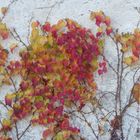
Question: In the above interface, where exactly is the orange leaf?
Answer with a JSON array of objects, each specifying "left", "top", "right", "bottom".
[
  {"left": 132, "top": 83, "right": 140, "bottom": 104},
  {"left": 1, "top": 7, "right": 8, "bottom": 15}
]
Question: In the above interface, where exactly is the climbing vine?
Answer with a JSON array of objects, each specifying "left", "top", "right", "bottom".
[{"left": 0, "top": 6, "right": 140, "bottom": 140}]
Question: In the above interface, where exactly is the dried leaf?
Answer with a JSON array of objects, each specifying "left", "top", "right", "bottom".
[
  {"left": 132, "top": 83, "right": 140, "bottom": 104},
  {"left": 1, "top": 7, "right": 8, "bottom": 15}
]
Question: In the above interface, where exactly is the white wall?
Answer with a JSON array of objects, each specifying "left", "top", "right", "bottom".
[{"left": 0, "top": 0, "right": 140, "bottom": 140}]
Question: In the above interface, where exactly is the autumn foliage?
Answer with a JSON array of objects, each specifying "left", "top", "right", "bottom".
[
  {"left": 0, "top": 15, "right": 106, "bottom": 139},
  {"left": 0, "top": 10, "right": 140, "bottom": 140}
]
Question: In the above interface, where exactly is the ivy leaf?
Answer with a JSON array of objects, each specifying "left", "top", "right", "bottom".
[
  {"left": 42, "top": 128, "right": 53, "bottom": 138},
  {"left": 10, "top": 43, "right": 18, "bottom": 53},
  {"left": 98, "top": 125, "right": 104, "bottom": 135},
  {"left": 5, "top": 93, "right": 15, "bottom": 106},
  {"left": 47, "top": 34, "right": 53, "bottom": 46},
  {"left": 132, "top": 83, "right": 140, "bottom": 104},
  {"left": 2, "top": 119, "right": 12, "bottom": 131},
  {"left": 91, "top": 57, "right": 98, "bottom": 71},
  {"left": 124, "top": 56, "right": 133, "bottom": 65},
  {"left": 55, "top": 20, "right": 66, "bottom": 30},
  {"left": 0, "top": 22, "right": 9, "bottom": 40},
  {"left": 30, "top": 28, "right": 39, "bottom": 43},
  {"left": 1, "top": 7, "right": 8, "bottom": 15},
  {"left": 54, "top": 132, "right": 63, "bottom": 140}
]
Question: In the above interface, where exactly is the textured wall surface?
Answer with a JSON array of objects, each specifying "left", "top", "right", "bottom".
[{"left": 0, "top": 0, "right": 140, "bottom": 140}]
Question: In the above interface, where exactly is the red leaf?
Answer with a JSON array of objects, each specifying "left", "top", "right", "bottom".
[
  {"left": 60, "top": 118, "right": 70, "bottom": 129},
  {"left": 42, "top": 22, "right": 51, "bottom": 32}
]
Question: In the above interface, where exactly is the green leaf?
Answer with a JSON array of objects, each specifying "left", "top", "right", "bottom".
[
  {"left": 44, "top": 43, "right": 51, "bottom": 49},
  {"left": 54, "top": 132, "right": 63, "bottom": 140}
]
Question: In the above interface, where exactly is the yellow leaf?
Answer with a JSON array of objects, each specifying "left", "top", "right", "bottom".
[
  {"left": 54, "top": 132, "right": 63, "bottom": 140},
  {"left": 30, "top": 28, "right": 39, "bottom": 43},
  {"left": 62, "top": 131, "right": 70, "bottom": 139},
  {"left": 98, "top": 39, "right": 104, "bottom": 53},
  {"left": 0, "top": 22, "right": 9, "bottom": 39},
  {"left": 47, "top": 34, "right": 53, "bottom": 46},
  {"left": 56, "top": 20, "right": 66, "bottom": 30},
  {"left": 8, "top": 109, "right": 13, "bottom": 117},
  {"left": 55, "top": 74, "right": 61, "bottom": 81},
  {"left": 121, "top": 45, "right": 129, "bottom": 52},
  {"left": 31, "top": 21, "right": 39, "bottom": 28},
  {"left": 0, "top": 66, "right": 4, "bottom": 73},
  {"left": 2, "top": 119, "right": 11, "bottom": 127},
  {"left": 39, "top": 36, "right": 48, "bottom": 46},
  {"left": 91, "top": 57, "right": 98, "bottom": 71},
  {"left": 0, "top": 22, "right": 7, "bottom": 30},
  {"left": 97, "top": 27, "right": 103, "bottom": 33},
  {"left": 124, "top": 57, "right": 133, "bottom": 65},
  {"left": 6, "top": 93, "right": 16, "bottom": 100}
]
